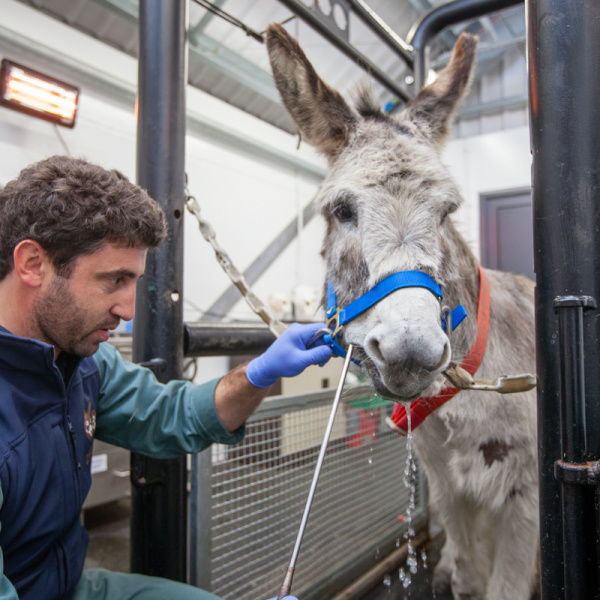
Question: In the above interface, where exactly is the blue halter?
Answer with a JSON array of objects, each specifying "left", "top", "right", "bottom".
[{"left": 321, "top": 270, "right": 467, "bottom": 361}]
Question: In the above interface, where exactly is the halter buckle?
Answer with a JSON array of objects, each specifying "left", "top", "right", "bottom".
[{"left": 326, "top": 308, "right": 344, "bottom": 339}]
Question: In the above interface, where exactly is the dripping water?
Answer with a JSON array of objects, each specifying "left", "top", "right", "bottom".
[{"left": 402, "top": 404, "right": 419, "bottom": 585}]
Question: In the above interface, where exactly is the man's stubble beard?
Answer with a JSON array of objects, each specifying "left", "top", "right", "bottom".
[{"left": 32, "top": 275, "right": 102, "bottom": 358}]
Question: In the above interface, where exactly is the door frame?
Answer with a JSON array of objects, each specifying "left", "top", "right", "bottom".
[{"left": 480, "top": 187, "right": 532, "bottom": 273}]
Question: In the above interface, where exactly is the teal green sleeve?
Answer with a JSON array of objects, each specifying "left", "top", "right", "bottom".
[
  {"left": 93, "top": 343, "right": 245, "bottom": 458},
  {"left": 0, "top": 485, "right": 21, "bottom": 600}
]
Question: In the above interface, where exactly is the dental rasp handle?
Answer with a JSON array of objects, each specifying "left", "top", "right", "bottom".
[{"left": 276, "top": 345, "right": 355, "bottom": 600}]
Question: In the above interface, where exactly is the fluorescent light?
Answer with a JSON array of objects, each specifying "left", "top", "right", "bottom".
[{"left": 0, "top": 59, "right": 79, "bottom": 128}]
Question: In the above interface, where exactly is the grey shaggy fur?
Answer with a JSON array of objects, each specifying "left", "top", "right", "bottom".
[{"left": 267, "top": 24, "right": 538, "bottom": 600}]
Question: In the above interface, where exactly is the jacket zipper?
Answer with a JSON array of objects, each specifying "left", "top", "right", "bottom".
[
  {"left": 66, "top": 415, "right": 81, "bottom": 471},
  {"left": 56, "top": 359, "right": 83, "bottom": 514}
]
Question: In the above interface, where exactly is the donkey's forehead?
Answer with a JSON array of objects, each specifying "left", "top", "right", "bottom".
[
  {"left": 319, "top": 119, "right": 450, "bottom": 199},
  {"left": 331, "top": 122, "right": 445, "bottom": 186}
]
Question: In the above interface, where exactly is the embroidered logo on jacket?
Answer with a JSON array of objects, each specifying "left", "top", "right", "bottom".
[{"left": 84, "top": 402, "right": 97, "bottom": 440}]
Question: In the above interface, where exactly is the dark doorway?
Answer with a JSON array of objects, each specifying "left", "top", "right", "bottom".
[{"left": 480, "top": 189, "right": 534, "bottom": 280}]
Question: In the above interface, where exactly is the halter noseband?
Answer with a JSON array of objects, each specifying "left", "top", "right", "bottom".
[{"left": 321, "top": 270, "right": 467, "bottom": 362}]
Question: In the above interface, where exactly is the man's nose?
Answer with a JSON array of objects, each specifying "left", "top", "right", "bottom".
[{"left": 112, "top": 286, "right": 136, "bottom": 322}]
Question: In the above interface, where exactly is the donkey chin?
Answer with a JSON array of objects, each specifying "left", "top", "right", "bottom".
[{"left": 363, "top": 358, "right": 449, "bottom": 402}]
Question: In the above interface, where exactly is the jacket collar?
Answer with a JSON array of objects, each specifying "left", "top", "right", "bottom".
[{"left": 0, "top": 325, "right": 61, "bottom": 376}]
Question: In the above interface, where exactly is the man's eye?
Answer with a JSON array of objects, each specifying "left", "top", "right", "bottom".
[{"left": 333, "top": 204, "right": 354, "bottom": 222}]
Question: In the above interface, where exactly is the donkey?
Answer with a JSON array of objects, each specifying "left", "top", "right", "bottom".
[{"left": 266, "top": 24, "right": 538, "bottom": 600}]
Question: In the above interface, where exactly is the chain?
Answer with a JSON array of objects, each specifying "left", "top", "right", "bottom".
[{"left": 184, "top": 188, "right": 287, "bottom": 338}]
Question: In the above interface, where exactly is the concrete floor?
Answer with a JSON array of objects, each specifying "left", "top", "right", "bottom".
[{"left": 84, "top": 499, "right": 131, "bottom": 572}]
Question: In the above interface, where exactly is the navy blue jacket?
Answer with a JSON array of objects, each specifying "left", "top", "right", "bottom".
[{"left": 0, "top": 328, "right": 243, "bottom": 600}]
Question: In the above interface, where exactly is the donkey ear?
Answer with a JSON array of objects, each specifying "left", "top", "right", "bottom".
[
  {"left": 266, "top": 23, "right": 357, "bottom": 161},
  {"left": 404, "top": 32, "right": 478, "bottom": 146}
]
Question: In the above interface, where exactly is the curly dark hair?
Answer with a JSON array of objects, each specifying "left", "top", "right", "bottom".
[{"left": 0, "top": 155, "right": 167, "bottom": 280}]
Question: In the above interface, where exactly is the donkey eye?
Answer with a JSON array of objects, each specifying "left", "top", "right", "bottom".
[{"left": 333, "top": 204, "right": 354, "bottom": 222}]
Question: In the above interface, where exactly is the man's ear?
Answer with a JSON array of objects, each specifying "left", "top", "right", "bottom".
[{"left": 13, "top": 240, "right": 52, "bottom": 288}]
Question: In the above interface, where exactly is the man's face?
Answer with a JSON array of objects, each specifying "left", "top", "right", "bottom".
[{"left": 32, "top": 243, "right": 147, "bottom": 358}]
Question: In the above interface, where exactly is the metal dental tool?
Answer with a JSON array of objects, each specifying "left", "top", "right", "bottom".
[
  {"left": 444, "top": 362, "right": 537, "bottom": 393},
  {"left": 276, "top": 344, "right": 355, "bottom": 600}
]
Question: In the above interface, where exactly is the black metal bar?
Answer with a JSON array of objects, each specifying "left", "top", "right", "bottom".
[
  {"left": 527, "top": 1, "right": 600, "bottom": 597},
  {"left": 407, "top": 0, "right": 523, "bottom": 91},
  {"left": 553, "top": 296, "right": 597, "bottom": 599},
  {"left": 184, "top": 323, "right": 276, "bottom": 357},
  {"left": 277, "top": 0, "right": 412, "bottom": 103},
  {"left": 132, "top": 0, "right": 188, "bottom": 582}
]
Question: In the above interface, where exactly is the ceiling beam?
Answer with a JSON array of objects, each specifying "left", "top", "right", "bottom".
[{"left": 89, "top": 0, "right": 282, "bottom": 104}]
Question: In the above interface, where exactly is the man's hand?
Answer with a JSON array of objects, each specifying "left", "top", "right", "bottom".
[
  {"left": 246, "top": 323, "right": 333, "bottom": 388},
  {"left": 215, "top": 323, "right": 334, "bottom": 432}
]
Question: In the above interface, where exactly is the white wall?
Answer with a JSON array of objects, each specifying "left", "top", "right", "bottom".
[
  {"left": 0, "top": 0, "right": 328, "bottom": 340},
  {"left": 444, "top": 125, "right": 532, "bottom": 260}
]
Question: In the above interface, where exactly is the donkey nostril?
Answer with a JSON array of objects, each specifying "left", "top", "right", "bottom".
[
  {"left": 365, "top": 336, "right": 385, "bottom": 365},
  {"left": 433, "top": 339, "right": 451, "bottom": 370}
]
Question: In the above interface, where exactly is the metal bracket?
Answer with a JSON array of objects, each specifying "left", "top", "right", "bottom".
[
  {"left": 554, "top": 460, "right": 600, "bottom": 486},
  {"left": 309, "top": 0, "right": 350, "bottom": 42},
  {"left": 553, "top": 295, "right": 598, "bottom": 311}
]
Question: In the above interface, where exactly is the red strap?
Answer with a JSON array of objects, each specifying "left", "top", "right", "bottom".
[{"left": 390, "top": 265, "right": 490, "bottom": 433}]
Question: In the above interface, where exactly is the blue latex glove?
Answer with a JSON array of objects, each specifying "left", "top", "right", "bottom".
[{"left": 246, "top": 323, "right": 334, "bottom": 388}]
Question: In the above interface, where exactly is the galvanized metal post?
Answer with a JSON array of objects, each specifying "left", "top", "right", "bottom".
[
  {"left": 527, "top": 1, "right": 600, "bottom": 597},
  {"left": 132, "top": 0, "right": 188, "bottom": 581}
]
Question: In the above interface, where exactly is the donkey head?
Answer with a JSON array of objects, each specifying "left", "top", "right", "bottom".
[{"left": 266, "top": 25, "right": 478, "bottom": 401}]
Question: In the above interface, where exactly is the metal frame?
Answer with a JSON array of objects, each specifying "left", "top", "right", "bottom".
[
  {"left": 407, "top": 0, "right": 523, "bottom": 91},
  {"left": 132, "top": 0, "right": 188, "bottom": 581},
  {"left": 527, "top": 1, "right": 600, "bottom": 597},
  {"left": 206, "top": 384, "right": 428, "bottom": 600}
]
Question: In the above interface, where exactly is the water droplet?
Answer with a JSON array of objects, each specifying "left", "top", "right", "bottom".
[
  {"left": 368, "top": 457, "right": 373, "bottom": 465},
  {"left": 396, "top": 538, "right": 400, "bottom": 547},
  {"left": 383, "top": 574, "right": 391, "bottom": 587},
  {"left": 402, "top": 573, "right": 412, "bottom": 588},
  {"left": 399, "top": 567, "right": 406, "bottom": 582}
]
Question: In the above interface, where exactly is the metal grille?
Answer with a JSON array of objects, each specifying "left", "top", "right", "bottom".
[{"left": 209, "top": 387, "right": 428, "bottom": 600}]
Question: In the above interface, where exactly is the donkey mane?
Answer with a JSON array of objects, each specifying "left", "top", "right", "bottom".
[
  {"left": 354, "top": 88, "right": 417, "bottom": 139},
  {"left": 354, "top": 89, "right": 387, "bottom": 121}
]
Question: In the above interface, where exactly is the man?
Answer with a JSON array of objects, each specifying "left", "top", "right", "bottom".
[{"left": 0, "top": 155, "right": 331, "bottom": 600}]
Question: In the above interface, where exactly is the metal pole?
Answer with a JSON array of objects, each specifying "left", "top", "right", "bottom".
[
  {"left": 184, "top": 323, "right": 276, "bottom": 357},
  {"left": 553, "top": 296, "right": 597, "bottom": 599},
  {"left": 407, "top": 0, "right": 523, "bottom": 91},
  {"left": 132, "top": 0, "right": 188, "bottom": 581},
  {"left": 277, "top": 345, "right": 355, "bottom": 600},
  {"left": 527, "top": 1, "right": 600, "bottom": 597}
]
